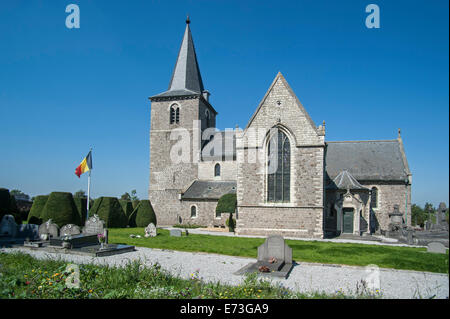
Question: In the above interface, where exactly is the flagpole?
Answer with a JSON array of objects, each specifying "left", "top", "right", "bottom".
[
  {"left": 86, "top": 170, "right": 91, "bottom": 222},
  {"left": 86, "top": 147, "right": 92, "bottom": 222}
]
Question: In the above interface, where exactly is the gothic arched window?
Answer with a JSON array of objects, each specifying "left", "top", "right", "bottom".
[
  {"left": 267, "top": 129, "right": 291, "bottom": 203},
  {"left": 371, "top": 187, "right": 378, "bottom": 208},
  {"left": 205, "top": 110, "right": 211, "bottom": 128},
  {"left": 170, "top": 105, "right": 180, "bottom": 124},
  {"left": 214, "top": 163, "right": 220, "bottom": 177}
]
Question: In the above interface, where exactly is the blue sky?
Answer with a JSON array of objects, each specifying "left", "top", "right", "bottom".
[{"left": 0, "top": 0, "right": 448, "bottom": 207}]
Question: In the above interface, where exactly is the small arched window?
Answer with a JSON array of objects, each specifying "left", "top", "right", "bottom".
[
  {"left": 190, "top": 205, "right": 197, "bottom": 218},
  {"left": 214, "top": 163, "right": 220, "bottom": 177},
  {"left": 170, "top": 105, "right": 180, "bottom": 124},
  {"left": 371, "top": 187, "right": 378, "bottom": 208}
]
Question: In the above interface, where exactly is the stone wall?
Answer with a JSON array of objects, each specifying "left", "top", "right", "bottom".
[
  {"left": 149, "top": 96, "right": 215, "bottom": 225},
  {"left": 235, "top": 73, "right": 325, "bottom": 238},
  {"left": 361, "top": 182, "right": 412, "bottom": 232},
  {"left": 197, "top": 160, "right": 237, "bottom": 181}
]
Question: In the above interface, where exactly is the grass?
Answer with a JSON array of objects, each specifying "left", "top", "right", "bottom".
[
  {"left": 0, "top": 252, "right": 377, "bottom": 299},
  {"left": 109, "top": 228, "right": 449, "bottom": 274}
]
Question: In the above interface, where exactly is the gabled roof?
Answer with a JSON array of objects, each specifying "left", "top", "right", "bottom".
[
  {"left": 326, "top": 170, "right": 369, "bottom": 190},
  {"left": 325, "top": 140, "right": 409, "bottom": 182},
  {"left": 244, "top": 72, "right": 318, "bottom": 134},
  {"left": 151, "top": 19, "right": 205, "bottom": 99},
  {"left": 181, "top": 180, "right": 237, "bottom": 200}
]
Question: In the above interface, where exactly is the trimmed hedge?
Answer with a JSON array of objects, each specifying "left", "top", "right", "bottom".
[
  {"left": 27, "top": 195, "right": 49, "bottom": 225},
  {"left": 0, "top": 188, "right": 10, "bottom": 221},
  {"left": 119, "top": 200, "right": 133, "bottom": 219},
  {"left": 89, "top": 197, "right": 128, "bottom": 228},
  {"left": 216, "top": 193, "right": 237, "bottom": 215},
  {"left": 73, "top": 197, "right": 88, "bottom": 226},
  {"left": 0, "top": 188, "right": 22, "bottom": 224},
  {"left": 40, "top": 192, "right": 81, "bottom": 227},
  {"left": 129, "top": 200, "right": 157, "bottom": 227}
]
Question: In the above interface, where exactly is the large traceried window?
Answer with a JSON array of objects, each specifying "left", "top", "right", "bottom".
[{"left": 267, "top": 129, "right": 291, "bottom": 203}]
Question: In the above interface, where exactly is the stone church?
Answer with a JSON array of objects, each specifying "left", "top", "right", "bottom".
[{"left": 148, "top": 19, "right": 412, "bottom": 238}]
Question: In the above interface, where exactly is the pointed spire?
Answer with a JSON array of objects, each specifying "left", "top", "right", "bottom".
[{"left": 167, "top": 17, "right": 204, "bottom": 94}]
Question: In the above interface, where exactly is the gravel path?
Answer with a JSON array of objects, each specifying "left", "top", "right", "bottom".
[{"left": 1, "top": 246, "right": 448, "bottom": 299}]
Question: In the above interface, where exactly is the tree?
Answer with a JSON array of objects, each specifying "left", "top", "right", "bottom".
[
  {"left": 73, "top": 190, "right": 87, "bottom": 198},
  {"left": 130, "top": 190, "right": 139, "bottom": 201},
  {"left": 216, "top": 194, "right": 237, "bottom": 232},
  {"left": 10, "top": 189, "right": 30, "bottom": 201},
  {"left": 120, "top": 192, "right": 131, "bottom": 201}
]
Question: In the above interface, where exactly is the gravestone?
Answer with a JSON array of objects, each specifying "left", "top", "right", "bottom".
[
  {"left": 257, "top": 235, "right": 293, "bottom": 269},
  {"left": 170, "top": 229, "right": 182, "bottom": 237},
  {"left": 17, "top": 224, "right": 39, "bottom": 240},
  {"left": 38, "top": 219, "right": 59, "bottom": 240},
  {"left": 145, "top": 223, "right": 157, "bottom": 238},
  {"left": 60, "top": 224, "right": 81, "bottom": 237},
  {"left": 0, "top": 215, "right": 18, "bottom": 238},
  {"left": 82, "top": 214, "right": 105, "bottom": 235},
  {"left": 427, "top": 242, "right": 446, "bottom": 254},
  {"left": 235, "top": 235, "right": 294, "bottom": 279}
]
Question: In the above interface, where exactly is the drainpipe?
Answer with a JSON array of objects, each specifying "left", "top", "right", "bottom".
[{"left": 404, "top": 178, "right": 408, "bottom": 226}]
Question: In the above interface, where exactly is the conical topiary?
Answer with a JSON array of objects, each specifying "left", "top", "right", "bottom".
[
  {"left": 27, "top": 195, "right": 49, "bottom": 225},
  {"left": 129, "top": 200, "right": 157, "bottom": 228},
  {"left": 73, "top": 197, "right": 88, "bottom": 226},
  {"left": 41, "top": 192, "right": 81, "bottom": 227},
  {"left": 89, "top": 197, "right": 128, "bottom": 228},
  {"left": 119, "top": 200, "right": 133, "bottom": 219},
  {"left": 0, "top": 188, "right": 10, "bottom": 221}
]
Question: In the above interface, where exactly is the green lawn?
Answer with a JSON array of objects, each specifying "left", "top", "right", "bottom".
[
  {"left": 0, "top": 252, "right": 369, "bottom": 299},
  {"left": 109, "top": 228, "right": 449, "bottom": 274}
]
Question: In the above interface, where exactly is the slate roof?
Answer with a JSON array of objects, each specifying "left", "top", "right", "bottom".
[
  {"left": 181, "top": 180, "right": 237, "bottom": 200},
  {"left": 325, "top": 140, "right": 409, "bottom": 182},
  {"left": 201, "top": 131, "right": 236, "bottom": 161},
  {"left": 151, "top": 20, "right": 204, "bottom": 99},
  {"left": 326, "top": 170, "right": 369, "bottom": 190}
]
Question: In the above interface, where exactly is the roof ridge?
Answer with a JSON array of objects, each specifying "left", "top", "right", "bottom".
[{"left": 327, "top": 139, "right": 398, "bottom": 143}]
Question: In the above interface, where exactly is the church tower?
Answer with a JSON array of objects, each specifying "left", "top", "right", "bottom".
[{"left": 149, "top": 17, "right": 217, "bottom": 226}]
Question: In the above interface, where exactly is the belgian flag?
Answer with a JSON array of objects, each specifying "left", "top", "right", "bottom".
[{"left": 75, "top": 151, "right": 92, "bottom": 178}]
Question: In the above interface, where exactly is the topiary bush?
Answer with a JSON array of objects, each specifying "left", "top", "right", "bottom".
[
  {"left": 0, "top": 188, "right": 10, "bottom": 221},
  {"left": 73, "top": 197, "right": 88, "bottom": 226},
  {"left": 0, "top": 188, "right": 22, "bottom": 224},
  {"left": 216, "top": 193, "right": 237, "bottom": 232},
  {"left": 129, "top": 200, "right": 157, "bottom": 227},
  {"left": 40, "top": 192, "right": 81, "bottom": 227},
  {"left": 216, "top": 193, "right": 237, "bottom": 216},
  {"left": 119, "top": 200, "right": 133, "bottom": 219},
  {"left": 89, "top": 197, "right": 128, "bottom": 228},
  {"left": 27, "top": 195, "right": 49, "bottom": 225}
]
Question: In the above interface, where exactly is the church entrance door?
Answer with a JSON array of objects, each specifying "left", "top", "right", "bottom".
[{"left": 343, "top": 208, "right": 354, "bottom": 234}]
